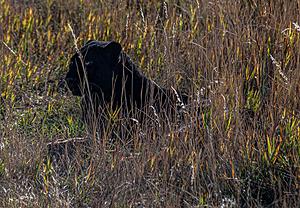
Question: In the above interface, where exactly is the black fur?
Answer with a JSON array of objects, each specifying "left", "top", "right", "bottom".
[{"left": 65, "top": 40, "right": 188, "bottom": 125}]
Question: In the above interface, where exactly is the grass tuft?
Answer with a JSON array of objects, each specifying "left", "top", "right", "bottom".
[{"left": 0, "top": 0, "right": 299, "bottom": 207}]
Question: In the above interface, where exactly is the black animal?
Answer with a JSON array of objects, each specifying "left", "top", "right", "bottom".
[{"left": 65, "top": 40, "right": 188, "bottom": 131}]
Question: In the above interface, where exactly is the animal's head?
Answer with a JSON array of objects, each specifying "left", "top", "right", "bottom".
[{"left": 65, "top": 40, "right": 122, "bottom": 97}]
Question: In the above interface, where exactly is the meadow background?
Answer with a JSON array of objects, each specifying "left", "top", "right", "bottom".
[{"left": 0, "top": 0, "right": 299, "bottom": 207}]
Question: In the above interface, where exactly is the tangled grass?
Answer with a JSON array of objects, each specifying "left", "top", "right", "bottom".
[{"left": 0, "top": 0, "right": 299, "bottom": 207}]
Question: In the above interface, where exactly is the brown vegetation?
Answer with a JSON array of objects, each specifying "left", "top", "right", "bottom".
[{"left": 0, "top": 0, "right": 299, "bottom": 207}]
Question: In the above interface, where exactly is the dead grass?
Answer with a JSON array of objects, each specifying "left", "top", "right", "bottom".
[{"left": 0, "top": 0, "right": 299, "bottom": 207}]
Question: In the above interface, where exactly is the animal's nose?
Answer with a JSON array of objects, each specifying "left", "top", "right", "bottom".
[
  {"left": 58, "top": 79, "right": 67, "bottom": 89},
  {"left": 65, "top": 77, "right": 74, "bottom": 88},
  {"left": 65, "top": 78, "right": 82, "bottom": 96}
]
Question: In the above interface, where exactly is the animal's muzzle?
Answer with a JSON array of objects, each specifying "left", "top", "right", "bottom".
[{"left": 65, "top": 78, "right": 82, "bottom": 96}]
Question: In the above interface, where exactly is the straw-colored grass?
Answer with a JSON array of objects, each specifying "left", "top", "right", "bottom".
[{"left": 0, "top": 0, "right": 299, "bottom": 207}]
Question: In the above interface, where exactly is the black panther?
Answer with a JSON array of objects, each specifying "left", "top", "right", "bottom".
[{"left": 65, "top": 40, "right": 188, "bottom": 131}]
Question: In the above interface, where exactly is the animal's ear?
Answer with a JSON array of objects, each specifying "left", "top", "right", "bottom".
[
  {"left": 85, "top": 40, "right": 96, "bottom": 45},
  {"left": 105, "top": 41, "right": 122, "bottom": 62}
]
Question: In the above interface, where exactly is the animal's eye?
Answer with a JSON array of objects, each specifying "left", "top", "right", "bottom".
[{"left": 85, "top": 61, "right": 93, "bottom": 66}]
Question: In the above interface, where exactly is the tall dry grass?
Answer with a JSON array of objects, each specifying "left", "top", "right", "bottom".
[{"left": 0, "top": 0, "right": 299, "bottom": 207}]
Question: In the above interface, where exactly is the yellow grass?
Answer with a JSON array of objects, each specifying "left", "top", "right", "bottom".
[{"left": 0, "top": 0, "right": 299, "bottom": 207}]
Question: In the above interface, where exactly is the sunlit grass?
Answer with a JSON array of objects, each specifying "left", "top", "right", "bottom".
[{"left": 0, "top": 0, "right": 299, "bottom": 207}]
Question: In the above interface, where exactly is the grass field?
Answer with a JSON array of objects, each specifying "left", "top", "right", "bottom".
[{"left": 1, "top": 0, "right": 300, "bottom": 207}]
